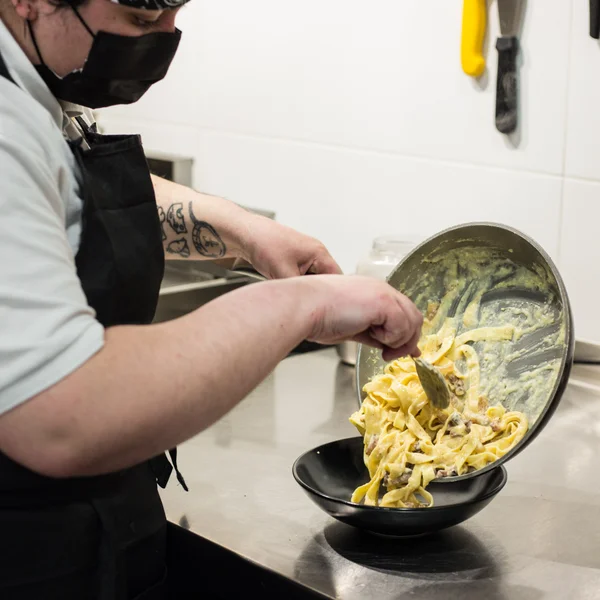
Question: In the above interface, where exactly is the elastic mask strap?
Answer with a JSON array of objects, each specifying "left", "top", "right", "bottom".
[
  {"left": 27, "top": 6, "right": 95, "bottom": 69},
  {"left": 27, "top": 20, "right": 47, "bottom": 67},
  {"left": 66, "top": 1, "right": 96, "bottom": 39}
]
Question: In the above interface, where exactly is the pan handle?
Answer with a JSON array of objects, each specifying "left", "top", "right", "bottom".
[{"left": 495, "top": 36, "right": 519, "bottom": 134}]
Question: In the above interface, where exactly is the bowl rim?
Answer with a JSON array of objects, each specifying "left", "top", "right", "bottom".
[{"left": 292, "top": 436, "right": 508, "bottom": 513}]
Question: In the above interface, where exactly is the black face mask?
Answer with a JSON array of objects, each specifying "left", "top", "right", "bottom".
[{"left": 29, "top": 8, "right": 181, "bottom": 108}]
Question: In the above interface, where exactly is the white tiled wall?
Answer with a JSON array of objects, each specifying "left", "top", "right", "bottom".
[
  {"left": 560, "top": 180, "right": 600, "bottom": 340},
  {"left": 99, "top": 0, "right": 600, "bottom": 340}
]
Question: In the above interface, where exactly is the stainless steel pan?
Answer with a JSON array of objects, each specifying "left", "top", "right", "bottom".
[{"left": 356, "top": 222, "right": 574, "bottom": 483}]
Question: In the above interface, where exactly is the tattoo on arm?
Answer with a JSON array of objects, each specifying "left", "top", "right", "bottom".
[
  {"left": 166, "top": 238, "right": 191, "bottom": 258},
  {"left": 188, "top": 201, "right": 227, "bottom": 258},
  {"left": 167, "top": 203, "right": 187, "bottom": 234},
  {"left": 157, "top": 206, "right": 167, "bottom": 241}
]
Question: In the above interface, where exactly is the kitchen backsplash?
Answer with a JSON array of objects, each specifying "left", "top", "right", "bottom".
[{"left": 97, "top": 0, "right": 600, "bottom": 341}]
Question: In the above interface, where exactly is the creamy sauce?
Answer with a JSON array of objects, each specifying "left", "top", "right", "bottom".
[{"left": 397, "top": 245, "right": 566, "bottom": 425}]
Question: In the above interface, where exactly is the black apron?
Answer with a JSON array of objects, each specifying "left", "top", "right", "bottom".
[{"left": 0, "top": 50, "right": 186, "bottom": 600}]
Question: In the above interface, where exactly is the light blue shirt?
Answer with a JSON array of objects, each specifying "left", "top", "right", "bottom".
[{"left": 0, "top": 21, "right": 104, "bottom": 415}]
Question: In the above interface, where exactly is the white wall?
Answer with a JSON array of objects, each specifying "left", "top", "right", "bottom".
[{"left": 98, "top": 0, "right": 600, "bottom": 341}]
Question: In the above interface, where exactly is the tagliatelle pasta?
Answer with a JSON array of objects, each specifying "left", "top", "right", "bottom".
[{"left": 349, "top": 314, "right": 528, "bottom": 508}]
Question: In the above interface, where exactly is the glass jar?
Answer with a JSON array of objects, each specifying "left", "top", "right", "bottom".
[
  {"left": 337, "top": 235, "right": 422, "bottom": 366},
  {"left": 356, "top": 235, "right": 422, "bottom": 280}
]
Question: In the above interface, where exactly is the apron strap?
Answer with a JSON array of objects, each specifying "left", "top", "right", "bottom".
[
  {"left": 168, "top": 448, "right": 189, "bottom": 492},
  {"left": 148, "top": 450, "right": 188, "bottom": 492},
  {"left": 75, "top": 115, "right": 98, "bottom": 135},
  {"left": 149, "top": 453, "right": 173, "bottom": 489}
]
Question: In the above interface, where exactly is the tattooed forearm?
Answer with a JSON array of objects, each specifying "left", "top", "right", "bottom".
[
  {"left": 188, "top": 201, "right": 227, "bottom": 258},
  {"left": 157, "top": 206, "right": 167, "bottom": 241},
  {"left": 166, "top": 238, "right": 191, "bottom": 258},
  {"left": 159, "top": 195, "right": 229, "bottom": 260},
  {"left": 167, "top": 203, "right": 187, "bottom": 234}
]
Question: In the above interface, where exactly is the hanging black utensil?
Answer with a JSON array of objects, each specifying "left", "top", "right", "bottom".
[
  {"left": 495, "top": 0, "right": 523, "bottom": 134},
  {"left": 591, "top": 0, "right": 600, "bottom": 39}
]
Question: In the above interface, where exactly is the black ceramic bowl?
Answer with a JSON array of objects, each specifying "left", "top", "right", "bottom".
[{"left": 293, "top": 437, "right": 507, "bottom": 537}]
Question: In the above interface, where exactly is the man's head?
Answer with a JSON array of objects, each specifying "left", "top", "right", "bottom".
[
  {"left": 1, "top": 0, "right": 186, "bottom": 106},
  {"left": 5, "top": 0, "right": 185, "bottom": 77}
]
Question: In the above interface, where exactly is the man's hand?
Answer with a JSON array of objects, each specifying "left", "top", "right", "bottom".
[
  {"left": 241, "top": 215, "right": 342, "bottom": 278},
  {"left": 299, "top": 275, "right": 423, "bottom": 361}
]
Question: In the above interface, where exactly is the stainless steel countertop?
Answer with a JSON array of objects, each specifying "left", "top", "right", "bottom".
[{"left": 159, "top": 350, "right": 600, "bottom": 600}]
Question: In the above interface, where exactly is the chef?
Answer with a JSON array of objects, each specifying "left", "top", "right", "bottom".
[{"left": 0, "top": 0, "right": 423, "bottom": 598}]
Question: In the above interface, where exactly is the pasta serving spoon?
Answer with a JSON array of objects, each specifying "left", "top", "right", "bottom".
[{"left": 413, "top": 357, "right": 450, "bottom": 410}]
